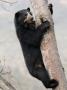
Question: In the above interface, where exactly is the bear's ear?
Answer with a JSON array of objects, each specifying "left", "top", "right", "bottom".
[
  {"left": 48, "top": 3, "right": 53, "bottom": 7},
  {"left": 15, "top": 12, "right": 19, "bottom": 18},
  {"left": 27, "top": 7, "right": 30, "bottom": 12}
]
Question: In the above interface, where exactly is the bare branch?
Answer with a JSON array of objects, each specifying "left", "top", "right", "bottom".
[
  {"left": 0, "top": 0, "right": 17, "bottom": 4},
  {"left": 0, "top": 59, "right": 11, "bottom": 75},
  {"left": 0, "top": 75, "right": 16, "bottom": 90}
]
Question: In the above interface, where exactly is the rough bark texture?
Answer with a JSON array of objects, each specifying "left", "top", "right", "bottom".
[{"left": 30, "top": 0, "right": 67, "bottom": 90}]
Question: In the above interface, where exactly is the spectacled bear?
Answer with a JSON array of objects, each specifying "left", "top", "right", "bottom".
[{"left": 14, "top": 7, "right": 58, "bottom": 89}]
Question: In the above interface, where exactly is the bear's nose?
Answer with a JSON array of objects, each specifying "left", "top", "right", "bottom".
[{"left": 15, "top": 12, "right": 20, "bottom": 18}]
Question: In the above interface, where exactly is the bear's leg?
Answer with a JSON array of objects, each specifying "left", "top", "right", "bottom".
[
  {"left": 28, "top": 61, "right": 58, "bottom": 88},
  {"left": 27, "top": 49, "right": 58, "bottom": 88}
]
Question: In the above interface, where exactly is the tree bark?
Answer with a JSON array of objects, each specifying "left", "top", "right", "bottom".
[{"left": 30, "top": 0, "right": 67, "bottom": 90}]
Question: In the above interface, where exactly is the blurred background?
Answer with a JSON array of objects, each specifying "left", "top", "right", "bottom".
[{"left": 0, "top": 0, "right": 67, "bottom": 90}]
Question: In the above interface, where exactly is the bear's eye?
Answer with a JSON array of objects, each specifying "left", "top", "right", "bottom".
[{"left": 30, "top": 12, "right": 32, "bottom": 15}]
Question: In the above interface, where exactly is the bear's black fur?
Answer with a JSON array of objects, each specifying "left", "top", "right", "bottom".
[{"left": 14, "top": 7, "right": 58, "bottom": 89}]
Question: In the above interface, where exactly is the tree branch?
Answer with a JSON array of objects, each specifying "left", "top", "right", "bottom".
[{"left": 0, "top": 0, "right": 17, "bottom": 4}]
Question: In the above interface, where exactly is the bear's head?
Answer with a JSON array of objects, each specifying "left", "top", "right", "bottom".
[{"left": 15, "top": 8, "right": 34, "bottom": 26}]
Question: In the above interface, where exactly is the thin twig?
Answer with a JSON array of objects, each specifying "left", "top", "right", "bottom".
[
  {"left": 0, "top": 0, "right": 17, "bottom": 4},
  {"left": 0, "top": 75, "right": 16, "bottom": 90}
]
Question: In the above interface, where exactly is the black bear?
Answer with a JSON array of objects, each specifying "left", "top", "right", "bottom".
[{"left": 14, "top": 7, "right": 58, "bottom": 89}]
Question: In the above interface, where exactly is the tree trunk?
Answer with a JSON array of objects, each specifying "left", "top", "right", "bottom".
[{"left": 30, "top": 0, "right": 67, "bottom": 90}]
